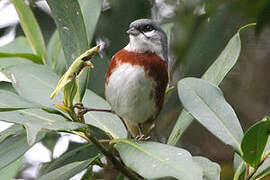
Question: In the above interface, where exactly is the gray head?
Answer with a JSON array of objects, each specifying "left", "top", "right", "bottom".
[{"left": 125, "top": 19, "right": 168, "bottom": 62}]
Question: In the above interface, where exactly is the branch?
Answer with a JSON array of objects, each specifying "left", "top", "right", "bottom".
[{"left": 73, "top": 130, "right": 142, "bottom": 180}]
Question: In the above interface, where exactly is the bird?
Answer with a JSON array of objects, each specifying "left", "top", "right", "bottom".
[{"left": 104, "top": 19, "right": 169, "bottom": 139}]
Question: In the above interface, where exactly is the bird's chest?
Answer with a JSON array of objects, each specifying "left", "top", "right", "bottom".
[{"left": 106, "top": 63, "right": 156, "bottom": 107}]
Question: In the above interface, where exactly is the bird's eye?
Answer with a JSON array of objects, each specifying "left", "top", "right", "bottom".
[{"left": 142, "top": 25, "right": 154, "bottom": 32}]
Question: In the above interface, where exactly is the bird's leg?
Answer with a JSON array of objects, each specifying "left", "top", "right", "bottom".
[
  {"left": 135, "top": 123, "right": 150, "bottom": 141},
  {"left": 73, "top": 103, "right": 113, "bottom": 118}
]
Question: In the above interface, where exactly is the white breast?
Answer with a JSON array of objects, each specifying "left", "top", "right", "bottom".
[{"left": 105, "top": 63, "right": 157, "bottom": 124}]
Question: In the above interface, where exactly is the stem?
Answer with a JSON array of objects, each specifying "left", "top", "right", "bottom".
[
  {"left": 244, "top": 163, "right": 250, "bottom": 180},
  {"left": 83, "top": 131, "right": 142, "bottom": 180},
  {"left": 233, "top": 162, "right": 244, "bottom": 180},
  {"left": 247, "top": 150, "right": 270, "bottom": 179}
]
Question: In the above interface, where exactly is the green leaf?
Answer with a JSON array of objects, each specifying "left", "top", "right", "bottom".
[
  {"left": 0, "top": 53, "right": 41, "bottom": 64},
  {"left": 241, "top": 116, "right": 270, "bottom": 167},
  {"left": 0, "top": 91, "right": 86, "bottom": 145},
  {"left": 46, "top": 0, "right": 88, "bottom": 66},
  {"left": 0, "top": 124, "right": 24, "bottom": 143},
  {"left": 201, "top": 33, "right": 241, "bottom": 84},
  {"left": 83, "top": 90, "right": 128, "bottom": 139},
  {"left": 6, "top": 63, "right": 63, "bottom": 108},
  {"left": 0, "top": 58, "right": 31, "bottom": 73},
  {"left": 177, "top": 78, "right": 243, "bottom": 153},
  {"left": 233, "top": 153, "right": 245, "bottom": 178},
  {"left": 46, "top": 30, "right": 66, "bottom": 72},
  {"left": 0, "top": 129, "right": 32, "bottom": 169},
  {"left": 38, "top": 157, "right": 98, "bottom": 180},
  {"left": 0, "top": 36, "right": 41, "bottom": 63},
  {"left": 78, "top": 0, "right": 102, "bottom": 44},
  {"left": 43, "top": 143, "right": 98, "bottom": 174},
  {"left": 168, "top": 29, "right": 242, "bottom": 145},
  {"left": 193, "top": 156, "right": 221, "bottom": 180},
  {"left": 0, "top": 156, "right": 23, "bottom": 180},
  {"left": 0, "top": 36, "right": 32, "bottom": 53},
  {"left": 9, "top": 0, "right": 46, "bottom": 64},
  {"left": 113, "top": 139, "right": 203, "bottom": 180}
]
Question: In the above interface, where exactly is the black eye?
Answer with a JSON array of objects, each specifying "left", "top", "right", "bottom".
[{"left": 142, "top": 25, "right": 154, "bottom": 32}]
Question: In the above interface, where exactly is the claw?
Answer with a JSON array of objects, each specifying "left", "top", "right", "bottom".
[
  {"left": 135, "top": 134, "right": 150, "bottom": 141},
  {"left": 73, "top": 103, "right": 84, "bottom": 110}
]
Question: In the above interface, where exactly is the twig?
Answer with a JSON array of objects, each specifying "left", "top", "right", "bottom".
[{"left": 83, "top": 131, "right": 142, "bottom": 180}]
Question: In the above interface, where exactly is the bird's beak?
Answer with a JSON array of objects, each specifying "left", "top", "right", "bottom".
[{"left": 126, "top": 27, "right": 140, "bottom": 36}]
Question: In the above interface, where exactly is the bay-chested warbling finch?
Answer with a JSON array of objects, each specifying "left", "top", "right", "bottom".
[{"left": 104, "top": 19, "right": 168, "bottom": 138}]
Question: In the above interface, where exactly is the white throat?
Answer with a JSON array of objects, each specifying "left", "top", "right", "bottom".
[{"left": 124, "top": 34, "right": 165, "bottom": 60}]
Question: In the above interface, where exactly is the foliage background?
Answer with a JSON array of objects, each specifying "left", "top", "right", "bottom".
[{"left": 1, "top": 0, "right": 270, "bottom": 179}]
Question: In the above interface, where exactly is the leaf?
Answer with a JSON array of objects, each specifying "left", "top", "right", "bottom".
[
  {"left": 233, "top": 153, "right": 245, "bottom": 177},
  {"left": 0, "top": 36, "right": 41, "bottom": 64},
  {"left": 0, "top": 129, "right": 32, "bottom": 169},
  {"left": 0, "top": 58, "right": 31, "bottom": 72},
  {"left": 50, "top": 45, "right": 99, "bottom": 99},
  {"left": 0, "top": 36, "right": 32, "bottom": 54},
  {"left": 0, "top": 124, "right": 24, "bottom": 143},
  {"left": 46, "top": 0, "right": 88, "bottom": 67},
  {"left": 0, "top": 156, "right": 23, "bottom": 180},
  {"left": 168, "top": 28, "right": 242, "bottom": 145},
  {"left": 78, "top": 0, "right": 102, "bottom": 44},
  {"left": 241, "top": 116, "right": 270, "bottom": 167},
  {"left": 193, "top": 156, "right": 221, "bottom": 180},
  {"left": 9, "top": 0, "right": 46, "bottom": 64},
  {"left": 0, "top": 91, "right": 86, "bottom": 145},
  {"left": 113, "top": 139, "right": 203, "bottom": 180},
  {"left": 177, "top": 78, "right": 243, "bottom": 153},
  {"left": 6, "top": 63, "right": 63, "bottom": 108},
  {"left": 46, "top": 30, "right": 66, "bottom": 71},
  {"left": 83, "top": 90, "right": 128, "bottom": 139},
  {"left": 201, "top": 33, "right": 241, "bottom": 84},
  {"left": 43, "top": 143, "right": 98, "bottom": 174},
  {"left": 37, "top": 157, "right": 98, "bottom": 180}
]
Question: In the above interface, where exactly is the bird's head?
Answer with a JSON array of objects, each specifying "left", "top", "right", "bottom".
[{"left": 125, "top": 19, "right": 168, "bottom": 62}]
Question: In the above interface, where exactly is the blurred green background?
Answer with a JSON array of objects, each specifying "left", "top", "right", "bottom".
[{"left": 1, "top": 0, "right": 270, "bottom": 179}]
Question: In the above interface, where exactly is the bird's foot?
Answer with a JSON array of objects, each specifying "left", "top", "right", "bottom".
[
  {"left": 73, "top": 103, "right": 89, "bottom": 117},
  {"left": 135, "top": 134, "right": 150, "bottom": 141}
]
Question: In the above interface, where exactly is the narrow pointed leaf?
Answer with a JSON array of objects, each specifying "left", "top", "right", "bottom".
[
  {"left": 46, "top": 0, "right": 88, "bottom": 66},
  {"left": 241, "top": 116, "right": 270, "bottom": 167},
  {"left": 0, "top": 124, "right": 24, "bottom": 143},
  {"left": 38, "top": 157, "right": 98, "bottom": 180},
  {"left": 43, "top": 144, "right": 98, "bottom": 174},
  {"left": 0, "top": 129, "right": 37, "bottom": 169},
  {"left": 10, "top": 0, "right": 46, "bottom": 64},
  {"left": 46, "top": 30, "right": 66, "bottom": 71},
  {"left": 193, "top": 156, "right": 221, "bottom": 180},
  {"left": 78, "top": 0, "right": 102, "bottom": 44},
  {"left": 0, "top": 156, "right": 23, "bottom": 180},
  {"left": 168, "top": 29, "right": 242, "bottom": 145},
  {"left": 178, "top": 78, "right": 243, "bottom": 153},
  {"left": 113, "top": 139, "right": 203, "bottom": 180}
]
